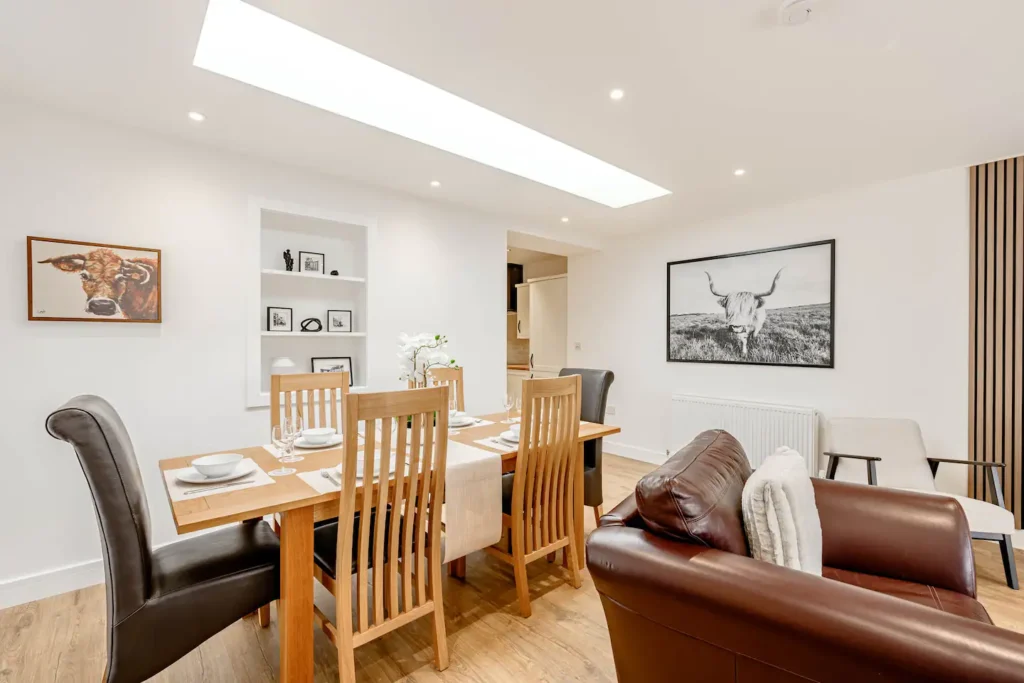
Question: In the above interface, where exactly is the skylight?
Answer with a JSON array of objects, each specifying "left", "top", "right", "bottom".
[{"left": 193, "top": 0, "right": 671, "bottom": 208}]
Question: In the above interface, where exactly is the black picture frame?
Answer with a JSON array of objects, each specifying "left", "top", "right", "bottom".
[
  {"left": 311, "top": 356, "right": 353, "bottom": 385},
  {"left": 297, "top": 251, "right": 325, "bottom": 274},
  {"left": 666, "top": 239, "right": 835, "bottom": 368},
  {"left": 266, "top": 306, "right": 293, "bottom": 332},
  {"left": 327, "top": 309, "right": 353, "bottom": 333}
]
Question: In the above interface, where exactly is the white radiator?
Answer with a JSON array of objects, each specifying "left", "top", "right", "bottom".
[{"left": 671, "top": 394, "right": 818, "bottom": 474}]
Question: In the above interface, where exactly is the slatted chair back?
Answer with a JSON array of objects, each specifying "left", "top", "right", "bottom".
[
  {"left": 330, "top": 385, "right": 450, "bottom": 679},
  {"left": 427, "top": 366, "right": 465, "bottom": 411},
  {"left": 271, "top": 372, "right": 350, "bottom": 434},
  {"left": 511, "top": 374, "right": 582, "bottom": 559}
]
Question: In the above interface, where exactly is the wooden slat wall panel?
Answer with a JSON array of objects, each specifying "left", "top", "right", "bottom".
[{"left": 970, "top": 157, "right": 1024, "bottom": 527}]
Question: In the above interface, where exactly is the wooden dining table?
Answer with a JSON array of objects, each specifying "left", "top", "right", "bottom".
[{"left": 157, "top": 411, "right": 620, "bottom": 683}]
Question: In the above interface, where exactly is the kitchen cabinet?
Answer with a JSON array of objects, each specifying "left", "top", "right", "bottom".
[
  {"left": 507, "top": 369, "right": 529, "bottom": 401},
  {"left": 515, "top": 283, "right": 530, "bottom": 339},
  {"left": 527, "top": 275, "right": 566, "bottom": 375}
]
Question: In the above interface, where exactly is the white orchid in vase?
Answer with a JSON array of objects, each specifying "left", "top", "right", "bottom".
[{"left": 397, "top": 333, "right": 457, "bottom": 387}]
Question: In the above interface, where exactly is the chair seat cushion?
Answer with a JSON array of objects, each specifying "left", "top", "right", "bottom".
[
  {"left": 313, "top": 510, "right": 390, "bottom": 579},
  {"left": 823, "top": 566, "right": 993, "bottom": 624},
  {"left": 897, "top": 489, "right": 1016, "bottom": 535},
  {"left": 150, "top": 519, "right": 280, "bottom": 598}
]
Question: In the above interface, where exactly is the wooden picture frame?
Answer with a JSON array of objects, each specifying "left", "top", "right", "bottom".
[
  {"left": 27, "top": 236, "right": 162, "bottom": 323},
  {"left": 666, "top": 239, "right": 835, "bottom": 368}
]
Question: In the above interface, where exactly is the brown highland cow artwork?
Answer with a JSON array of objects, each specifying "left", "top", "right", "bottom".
[{"left": 27, "top": 237, "right": 162, "bottom": 322}]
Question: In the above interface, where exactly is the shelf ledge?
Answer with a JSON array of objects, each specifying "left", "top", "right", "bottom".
[{"left": 261, "top": 268, "right": 366, "bottom": 283}]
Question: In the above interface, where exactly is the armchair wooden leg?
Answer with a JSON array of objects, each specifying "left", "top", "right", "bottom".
[
  {"left": 999, "top": 535, "right": 1019, "bottom": 590},
  {"left": 593, "top": 505, "right": 604, "bottom": 526},
  {"left": 257, "top": 604, "right": 271, "bottom": 627}
]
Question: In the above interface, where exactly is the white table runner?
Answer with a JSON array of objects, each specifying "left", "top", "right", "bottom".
[{"left": 163, "top": 459, "right": 275, "bottom": 502}]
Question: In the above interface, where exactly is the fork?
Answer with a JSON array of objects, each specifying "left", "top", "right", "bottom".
[{"left": 183, "top": 475, "right": 256, "bottom": 496}]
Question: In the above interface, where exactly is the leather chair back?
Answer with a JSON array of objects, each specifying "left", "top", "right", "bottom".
[
  {"left": 823, "top": 417, "right": 935, "bottom": 490},
  {"left": 46, "top": 395, "right": 152, "bottom": 623},
  {"left": 559, "top": 368, "right": 613, "bottom": 424}
]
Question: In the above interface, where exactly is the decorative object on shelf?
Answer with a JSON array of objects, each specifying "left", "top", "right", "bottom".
[
  {"left": 397, "top": 333, "right": 458, "bottom": 386},
  {"left": 27, "top": 236, "right": 162, "bottom": 323},
  {"left": 667, "top": 239, "right": 834, "bottom": 368},
  {"left": 327, "top": 309, "right": 353, "bottom": 333},
  {"left": 270, "top": 357, "right": 298, "bottom": 374},
  {"left": 330, "top": 270, "right": 339, "bottom": 276},
  {"left": 297, "top": 251, "right": 325, "bottom": 274},
  {"left": 282, "top": 249, "right": 294, "bottom": 272},
  {"left": 312, "top": 356, "right": 353, "bottom": 385},
  {"left": 267, "top": 306, "right": 293, "bottom": 332},
  {"left": 300, "top": 317, "right": 323, "bottom": 332}
]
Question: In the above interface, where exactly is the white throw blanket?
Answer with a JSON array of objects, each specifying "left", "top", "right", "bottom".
[
  {"left": 441, "top": 440, "right": 503, "bottom": 563},
  {"left": 741, "top": 447, "right": 822, "bottom": 575}
]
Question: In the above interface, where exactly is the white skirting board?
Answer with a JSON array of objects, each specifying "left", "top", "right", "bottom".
[{"left": 604, "top": 440, "right": 667, "bottom": 465}]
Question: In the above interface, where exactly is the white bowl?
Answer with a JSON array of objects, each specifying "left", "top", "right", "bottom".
[
  {"left": 302, "top": 427, "right": 337, "bottom": 445},
  {"left": 510, "top": 423, "right": 521, "bottom": 435},
  {"left": 192, "top": 453, "right": 243, "bottom": 479}
]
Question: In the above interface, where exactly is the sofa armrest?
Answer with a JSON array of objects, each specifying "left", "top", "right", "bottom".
[
  {"left": 597, "top": 492, "right": 644, "bottom": 529},
  {"left": 812, "top": 478, "right": 976, "bottom": 597},
  {"left": 587, "top": 526, "right": 1024, "bottom": 683}
]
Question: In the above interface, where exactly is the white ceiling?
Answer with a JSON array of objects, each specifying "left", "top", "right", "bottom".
[{"left": 2, "top": 0, "right": 1023, "bottom": 244}]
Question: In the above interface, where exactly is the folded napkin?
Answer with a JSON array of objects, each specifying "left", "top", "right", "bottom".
[{"left": 163, "top": 459, "right": 275, "bottom": 502}]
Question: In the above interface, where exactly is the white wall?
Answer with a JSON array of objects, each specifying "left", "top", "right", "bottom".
[
  {"left": 568, "top": 168, "right": 970, "bottom": 495},
  {"left": 0, "top": 98, "right": 511, "bottom": 607}
]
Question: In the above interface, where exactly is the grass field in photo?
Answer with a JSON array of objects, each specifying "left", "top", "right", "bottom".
[{"left": 668, "top": 303, "right": 832, "bottom": 366}]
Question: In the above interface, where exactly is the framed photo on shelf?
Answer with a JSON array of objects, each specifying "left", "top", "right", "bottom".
[
  {"left": 27, "top": 236, "right": 162, "bottom": 323},
  {"left": 297, "top": 251, "right": 325, "bottom": 274},
  {"left": 266, "top": 306, "right": 293, "bottom": 332},
  {"left": 327, "top": 309, "right": 353, "bottom": 333},
  {"left": 311, "top": 356, "right": 353, "bottom": 385}
]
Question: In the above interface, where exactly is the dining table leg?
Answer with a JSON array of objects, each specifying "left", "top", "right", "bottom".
[
  {"left": 574, "top": 441, "right": 585, "bottom": 570},
  {"left": 279, "top": 505, "right": 315, "bottom": 683}
]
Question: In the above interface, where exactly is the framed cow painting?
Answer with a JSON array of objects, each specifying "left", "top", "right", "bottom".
[
  {"left": 27, "top": 236, "right": 162, "bottom": 323},
  {"left": 667, "top": 240, "right": 834, "bottom": 368}
]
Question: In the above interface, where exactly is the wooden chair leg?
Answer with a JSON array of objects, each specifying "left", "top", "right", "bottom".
[
  {"left": 1000, "top": 535, "right": 1020, "bottom": 590},
  {"left": 593, "top": 505, "right": 604, "bottom": 526},
  {"left": 430, "top": 566, "right": 450, "bottom": 670},
  {"left": 513, "top": 557, "right": 531, "bottom": 617},
  {"left": 547, "top": 552, "right": 556, "bottom": 563},
  {"left": 339, "top": 646, "right": 357, "bottom": 683},
  {"left": 257, "top": 604, "right": 271, "bottom": 627},
  {"left": 565, "top": 524, "right": 582, "bottom": 590}
]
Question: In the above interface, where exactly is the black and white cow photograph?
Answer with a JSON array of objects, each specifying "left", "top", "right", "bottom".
[{"left": 667, "top": 240, "right": 834, "bottom": 367}]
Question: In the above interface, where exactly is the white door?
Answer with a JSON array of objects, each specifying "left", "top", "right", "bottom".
[
  {"left": 515, "top": 283, "right": 530, "bottom": 339},
  {"left": 528, "top": 276, "right": 567, "bottom": 373}
]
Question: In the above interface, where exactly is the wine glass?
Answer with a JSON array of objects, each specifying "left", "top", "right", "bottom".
[
  {"left": 514, "top": 396, "right": 522, "bottom": 421},
  {"left": 280, "top": 416, "right": 304, "bottom": 464},
  {"left": 269, "top": 423, "right": 297, "bottom": 476},
  {"left": 502, "top": 393, "right": 515, "bottom": 424}
]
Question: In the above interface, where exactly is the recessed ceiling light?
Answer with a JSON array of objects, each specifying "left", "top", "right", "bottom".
[
  {"left": 609, "top": 89, "right": 625, "bottom": 101},
  {"left": 734, "top": 169, "right": 746, "bottom": 176},
  {"left": 561, "top": 217, "right": 570, "bottom": 223},
  {"left": 188, "top": 111, "right": 206, "bottom": 122},
  {"left": 194, "top": 0, "right": 670, "bottom": 208},
  {"left": 430, "top": 180, "right": 441, "bottom": 188}
]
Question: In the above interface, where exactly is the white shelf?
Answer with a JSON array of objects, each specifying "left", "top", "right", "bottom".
[
  {"left": 261, "top": 268, "right": 365, "bottom": 284},
  {"left": 262, "top": 331, "right": 366, "bottom": 338}
]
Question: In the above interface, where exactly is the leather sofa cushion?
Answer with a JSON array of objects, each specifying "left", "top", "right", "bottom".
[
  {"left": 635, "top": 430, "right": 752, "bottom": 554},
  {"left": 823, "top": 566, "right": 993, "bottom": 624}
]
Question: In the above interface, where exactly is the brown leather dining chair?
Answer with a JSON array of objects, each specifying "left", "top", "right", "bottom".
[
  {"left": 558, "top": 367, "right": 614, "bottom": 523},
  {"left": 46, "top": 395, "right": 281, "bottom": 683}
]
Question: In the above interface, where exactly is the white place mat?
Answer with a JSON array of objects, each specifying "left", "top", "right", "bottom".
[
  {"left": 473, "top": 436, "right": 518, "bottom": 454},
  {"left": 298, "top": 469, "right": 341, "bottom": 495},
  {"left": 163, "top": 458, "right": 275, "bottom": 502},
  {"left": 448, "top": 418, "right": 494, "bottom": 433},
  {"left": 262, "top": 442, "right": 346, "bottom": 459}
]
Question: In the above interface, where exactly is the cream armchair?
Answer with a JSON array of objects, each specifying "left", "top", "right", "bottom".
[{"left": 823, "top": 417, "right": 1018, "bottom": 589}]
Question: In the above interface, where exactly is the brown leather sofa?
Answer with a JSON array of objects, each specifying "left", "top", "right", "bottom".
[{"left": 587, "top": 430, "right": 1024, "bottom": 683}]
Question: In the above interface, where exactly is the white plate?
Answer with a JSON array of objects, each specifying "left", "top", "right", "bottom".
[
  {"left": 294, "top": 434, "right": 343, "bottom": 449},
  {"left": 176, "top": 459, "right": 258, "bottom": 485},
  {"left": 499, "top": 431, "right": 520, "bottom": 444},
  {"left": 450, "top": 417, "right": 477, "bottom": 428},
  {"left": 336, "top": 454, "right": 399, "bottom": 479}
]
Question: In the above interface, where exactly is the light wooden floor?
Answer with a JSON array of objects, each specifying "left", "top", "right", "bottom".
[{"left": 3, "top": 454, "right": 1024, "bottom": 682}]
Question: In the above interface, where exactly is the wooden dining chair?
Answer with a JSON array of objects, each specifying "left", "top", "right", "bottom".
[
  {"left": 427, "top": 366, "right": 465, "bottom": 412},
  {"left": 487, "top": 374, "right": 582, "bottom": 618},
  {"left": 271, "top": 371, "right": 350, "bottom": 433},
  {"left": 312, "top": 385, "right": 451, "bottom": 682}
]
